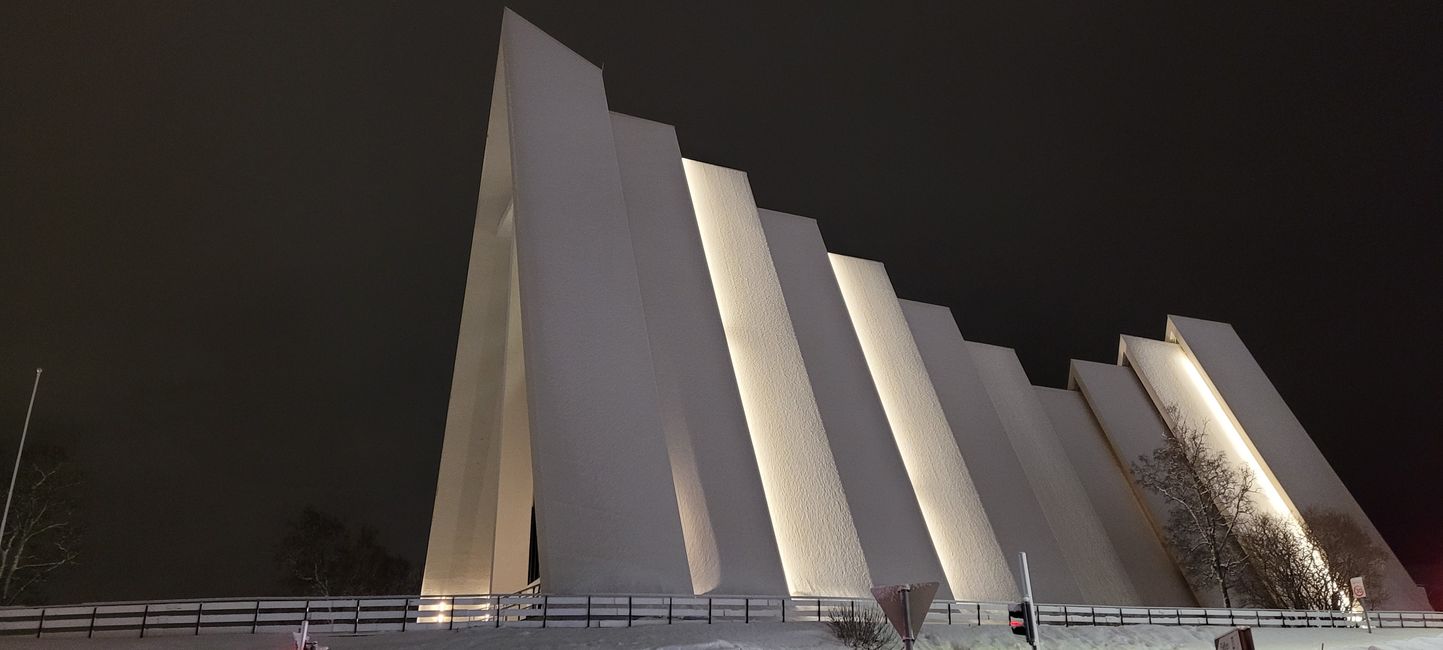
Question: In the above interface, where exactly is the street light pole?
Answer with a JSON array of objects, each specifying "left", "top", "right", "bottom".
[{"left": 1, "top": 369, "right": 43, "bottom": 549}]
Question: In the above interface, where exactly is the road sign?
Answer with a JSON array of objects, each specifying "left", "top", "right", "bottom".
[
  {"left": 870, "top": 582, "right": 939, "bottom": 650},
  {"left": 1214, "top": 626, "right": 1255, "bottom": 650},
  {"left": 1351, "top": 576, "right": 1367, "bottom": 600}
]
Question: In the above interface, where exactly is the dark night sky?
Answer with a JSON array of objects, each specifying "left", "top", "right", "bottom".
[{"left": 2, "top": 1, "right": 1440, "bottom": 606}]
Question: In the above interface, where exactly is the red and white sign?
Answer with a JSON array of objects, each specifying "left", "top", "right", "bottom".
[
  {"left": 870, "top": 582, "right": 939, "bottom": 645},
  {"left": 1351, "top": 576, "right": 1367, "bottom": 600}
]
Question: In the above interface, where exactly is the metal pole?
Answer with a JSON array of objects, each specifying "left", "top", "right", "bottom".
[
  {"left": 1360, "top": 597, "right": 1371, "bottom": 634},
  {"left": 901, "top": 585, "right": 914, "bottom": 650},
  {"left": 1020, "top": 551, "right": 1039, "bottom": 649},
  {"left": 1, "top": 369, "right": 43, "bottom": 548}
]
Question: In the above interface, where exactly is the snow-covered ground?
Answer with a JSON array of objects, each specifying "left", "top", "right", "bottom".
[{"left": 1, "top": 623, "right": 1441, "bottom": 649}]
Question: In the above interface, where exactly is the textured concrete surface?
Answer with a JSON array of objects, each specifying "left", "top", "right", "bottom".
[
  {"left": 969, "top": 343, "right": 1139, "bottom": 605},
  {"left": 612, "top": 114, "right": 786, "bottom": 596},
  {"left": 830, "top": 256, "right": 1013, "bottom": 602},
  {"left": 759, "top": 209, "right": 948, "bottom": 598}
]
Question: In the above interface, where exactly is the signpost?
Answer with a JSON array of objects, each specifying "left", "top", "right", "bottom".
[
  {"left": 870, "top": 582, "right": 939, "bottom": 650},
  {"left": 1214, "top": 626, "right": 1255, "bottom": 650},
  {"left": 1351, "top": 576, "right": 1370, "bottom": 634}
]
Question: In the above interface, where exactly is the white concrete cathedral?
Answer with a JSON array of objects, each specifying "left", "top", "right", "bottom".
[{"left": 422, "top": 10, "right": 1428, "bottom": 610}]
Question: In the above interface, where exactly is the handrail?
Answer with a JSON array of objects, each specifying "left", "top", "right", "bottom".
[{"left": 0, "top": 593, "right": 1435, "bottom": 638}]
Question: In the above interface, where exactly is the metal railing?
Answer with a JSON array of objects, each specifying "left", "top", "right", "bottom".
[{"left": 0, "top": 593, "right": 1437, "bottom": 638}]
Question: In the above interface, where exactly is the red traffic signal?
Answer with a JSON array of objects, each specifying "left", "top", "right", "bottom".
[{"left": 1008, "top": 601, "right": 1038, "bottom": 645}]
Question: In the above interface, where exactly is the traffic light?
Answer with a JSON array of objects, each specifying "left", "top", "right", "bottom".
[{"left": 1009, "top": 600, "right": 1038, "bottom": 647}]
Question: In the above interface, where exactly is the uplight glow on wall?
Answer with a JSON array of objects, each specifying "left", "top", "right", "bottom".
[
  {"left": 682, "top": 159, "right": 872, "bottom": 597},
  {"left": 828, "top": 254, "right": 1017, "bottom": 601},
  {"left": 1125, "top": 337, "right": 1332, "bottom": 595}
]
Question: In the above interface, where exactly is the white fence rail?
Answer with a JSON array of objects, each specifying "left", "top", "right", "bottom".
[{"left": 0, "top": 594, "right": 1437, "bottom": 639}]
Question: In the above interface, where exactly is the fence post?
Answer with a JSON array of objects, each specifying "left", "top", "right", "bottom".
[
  {"left": 354, "top": 599, "right": 361, "bottom": 634},
  {"left": 1147, "top": 608, "right": 1153, "bottom": 625},
  {"left": 449, "top": 596, "right": 456, "bottom": 631},
  {"left": 745, "top": 598, "right": 750, "bottom": 624},
  {"left": 88, "top": 606, "right": 97, "bottom": 638},
  {"left": 541, "top": 595, "right": 548, "bottom": 628},
  {"left": 782, "top": 598, "right": 786, "bottom": 623},
  {"left": 401, "top": 597, "right": 409, "bottom": 632},
  {"left": 946, "top": 602, "right": 952, "bottom": 625},
  {"left": 816, "top": 599, "right": 821, "bottom": 622},
  {"left": 667, "top": 597, "right": 672, "bottom": 624},
  {"left": 586, "top": 596, "right": 591, "bottom": 628},
  {"left": 708, "top": 598, "right": 713, "bottom": 624},
  {"left": 976, "top": 603, "right": 981, "bottom": 626},
  {"left": 35, "top": 608, "right": 45, "bottom": 639},
  {"left": 139, "top": 604, "right": 148, "bottom": 638},
  {"left": 251, "top": 600, "right": 260, "bottom": 633},
  {"left": 494, "top": 595, "right": 501, "bottom": 628},
  {"left": 196, "top": 602, "right": 204, "bottom": 635}
]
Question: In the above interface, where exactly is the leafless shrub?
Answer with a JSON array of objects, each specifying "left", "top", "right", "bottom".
[{"left": 826, "top": 604, "right": 896, "bottom": 650}]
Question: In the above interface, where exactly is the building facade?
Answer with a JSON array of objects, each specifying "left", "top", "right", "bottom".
[{"left": 422, "top": 10, "right": 1428, "bottom": 610}]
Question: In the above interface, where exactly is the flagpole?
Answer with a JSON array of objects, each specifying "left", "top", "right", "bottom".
[{"left": 0, "top": 369, "right": 43, "bottom": 548}]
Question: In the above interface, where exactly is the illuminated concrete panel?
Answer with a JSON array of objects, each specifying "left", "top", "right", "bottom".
[
  {"left": 611, "top": 114, "right": 786, "bottom": 596},
  {"left": 683, "top": 160, "right": 871, "bottom": 597},
  {"left": 758, "top": 210, "right": 949, "bottom": 597},
  {"left": 1067, "top": 360, "right": 1202, "bottom": 605},
  {"left": 968, "top": 343, "right": 1140, "bottom": 605},
  {"left": 830, "top": 257, "right": 1016, "bottom": 602},
  {"left": 900, "top": 300, "right": 1066, "bottom": 602},
  {"left": 1164, "top": 316, "right": 1428, "bottom": 610},
  {"left": 489, "top": 243, "right": 534, "bottom": 593},
  {"left": 1037, "top": 386, "right": 1195, "bottom": 606},
  {"left": 1120, "top": 336, "right": 1297, "bottom": 518},
  {"left": 421, "top": 44, "right": 518, "bottom": 596},
  {"left": 502, "top": 10, "right": 691, "bottom": 594},
  {"left": 1119, "top": 334, "right": 1309, "bottom": 607}
]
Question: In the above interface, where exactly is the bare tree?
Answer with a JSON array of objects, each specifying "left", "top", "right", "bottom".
[
  {"left": 1304, "top": 507, "right": 1390, "bottom": 610},
  {"left": 1238, "top": 512, "right": 1336, "bottom": 610},
  {"left": 1131, "top": 406, "right": 1257, "bottom": 607},
  {"left": 274, "top": 506, "right": 416, "bottom": 597},
  {"left": 0, "top": 445, "right": 82, "bottom": 605}
]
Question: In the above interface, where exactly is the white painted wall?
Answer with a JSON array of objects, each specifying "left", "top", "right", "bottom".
[
  {"left": 683, "top": 160, "right": 871, "bottom": 597},
  {"left": 611, "top": 114, "right": 787, "bottom": 596},
  {"left": 968, "top": 343, "right": 1140, "bottom": 605},
  {"left": 757, "top": 210, "right": 949, "bottom": 597},
  {"left": 420, "top": 46, "right": 518, "bottom": 596},
  {"left": 829, "top": 257, "right": 1014, "bottom": 602},
  {"left": 1068, "top": 359, "right": 1205, "bottom": 605},
  {"left": 1037, "top": 386, "right": 1195, "bottom": 606},
  {"left": 502, "top": 10, "right": 692, "bottom": 594},
  {"left": 1165, "top": 316, "right": 1429, "bottom": 610},
  {"left": 900, "top": 300, "right": 1069, "bottom": 602}
]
